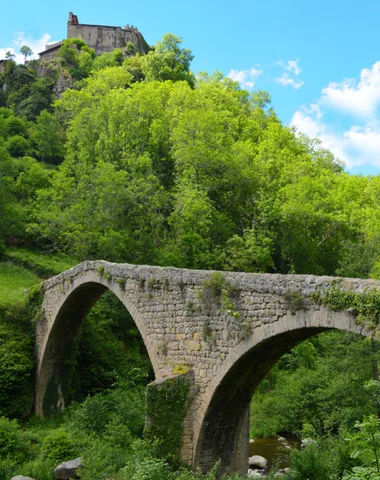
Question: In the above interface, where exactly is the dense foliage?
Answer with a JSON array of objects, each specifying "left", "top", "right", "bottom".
[{"left": 1, "top": 32, "right": 380, "bottom": 479}]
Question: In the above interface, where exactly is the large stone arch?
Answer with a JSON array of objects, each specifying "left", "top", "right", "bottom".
[
  {"left": 193, "top": 308, "right": 371, "bottom": 475},
  {"left": 35, "top": 268, "right": 159, "bottom": 417},
  {"left": 38, "top": 262, "right": 380, "bottom": 472}
]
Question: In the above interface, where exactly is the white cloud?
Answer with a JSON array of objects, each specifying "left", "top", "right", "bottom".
[
  {"left": 275, "top": 59, "right": 303, "bottom": 89},
  {"left": 344, "top": 125, "right": 380, "bottom": 164},
  {"left": 321, "top": 61, "right": 380, "bottom": 119},
  {"left": 227, "top": 67, "right": 263, "bottom": 90},
  {"left": 291, "top": 107, "right": 380, "bottom": 169},
  {"left": 287, "top": 59, "right": 301, "bottom": 75},
  {"left": 276, "top": 73, "right": 304, "bottom": 89},
  {"left": 291, "top": 109, "right": 347, "bottom": 164},
  {"left": 0, "top": 32, "right": 52, "bottom": 64},
  {"left": 290, "top": 62, "right": 380, "bottom": 169},
  {"left": 310, "top": 103, "right": 323, "bottom": 119},
  {"left": 278, "top": 59, "right": 302, "bottom": 75}
]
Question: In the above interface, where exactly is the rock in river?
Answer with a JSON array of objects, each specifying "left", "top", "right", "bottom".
[
  {"left": 301, "top": 437, "right": 318, "bottom": 449},
  {"left": 11, "top": 477, "right": 36, "bottom": 480},
  {"left": 247, "top": 470, "right": 265, "bottom": 478},
  {"left": 54, "top": 458, "right": 83, "bottom": 480},
  {"left": 248, "top": 454, "right": 268, "bottom": 469}
]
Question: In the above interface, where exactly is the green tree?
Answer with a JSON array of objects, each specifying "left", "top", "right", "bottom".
[
  {"left": 5, "top": 135, "right": 31, "bottom": 157},
  {"left": 347, "top": 415, "right": 380, "bottom": 472},
  {"left": 20, "top": 45, "right": 33, "bottom": 64},
  {"left": 31, "top": 110, "right": 64, "bottom": 163},
  {"left": 58, "top": 38, "right": 96, "bottom": 80},
  {"left": 5, "top": 51, "right": 15, "bottom": 60},
  {"left": 142, "top": 33, "right": 195, "bottom": 86},
  {"left": 251, "top": 332, "right": 380, "bottom": 438}
]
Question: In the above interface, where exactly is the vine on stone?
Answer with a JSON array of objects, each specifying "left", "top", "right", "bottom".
[
  {"left": 145, "top": 374, "right": 192, "bottom": 465},
  {"left": 313, "top": 284, "right": 380, "bottom": 331}
]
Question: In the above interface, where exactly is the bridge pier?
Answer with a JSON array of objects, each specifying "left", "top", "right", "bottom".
[{"left": 145, "top": 373, "right": 195, "bottom": 465}]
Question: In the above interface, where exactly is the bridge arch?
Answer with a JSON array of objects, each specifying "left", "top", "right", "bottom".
[
  {"left": 38, "top": 263, "right": 380, "bottom": 472},
  {"left": 35, "top": 270, "right": 159, "bottom": 417},
  {"left": 193, "top": 308, "right": 370, "bottom": 475}
]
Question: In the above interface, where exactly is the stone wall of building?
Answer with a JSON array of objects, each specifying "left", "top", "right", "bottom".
[{"left": 67, "top": 12, "right": 149, "bottom": 55}]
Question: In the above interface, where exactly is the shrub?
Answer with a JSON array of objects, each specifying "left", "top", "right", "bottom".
[
  {"left": 40, "top": 428, "right": 76, "bottom": 463},
  {"left": 287, "top": 444, "right": 334, "bottom": 480},
  {"left": 68, "top": 386, "right": 145, "bottom": 438},
  {"left": 80, "top": 439, "right": 130, "bottom": 480},
  {"left": 17, "top": 458, "right": 57, "bottom": 480},
  {"left": 0, "top": 313, "right": 34, "bottom": 418},
  {"left": 0, "top": 457, "right": 18, "bottom": 480},
  {"left": 343, "top": 466, "right": 380, "bottom": 479},
  {"left": 0, "top": 417, "right": 31, "bottom": 462}
]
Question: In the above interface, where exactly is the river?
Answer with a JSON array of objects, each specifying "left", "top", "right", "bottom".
[{"left": 249, "top": 433, "right": 300, "bottom": 471}]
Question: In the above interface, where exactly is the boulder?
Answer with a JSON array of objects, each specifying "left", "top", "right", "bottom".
[
  {"left": 54, "top": 458, "right": 83, "bottom": 480},
  {"left": 277, "top": 436, "right": 286, "bottom": 442},
  {"left": 301, "top": 437, "right": 318, "bottom": 449},
  {"left": 247, "top": 470, "right": 265, "bottom": 478},
  {"left": 11, "top": 477, "right": 36, "bottom": 480},
  {"left": 248, "top": 455, "right": 268, "bottom": 469},
  {"left": 274, "top": 467, "right": 291, "bottom": 477}
]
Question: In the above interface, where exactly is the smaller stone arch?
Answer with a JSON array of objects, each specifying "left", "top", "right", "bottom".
[
  {"left": 193, "top": 308, "right": 370, "bottom": 475},
  {"left": 35, "top": 265, "right": 159, "bottom": 417}
]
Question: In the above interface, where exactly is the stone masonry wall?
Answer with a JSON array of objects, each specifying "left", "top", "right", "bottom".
[
  {"left": 38, "top": 261, "right": 380, "bottom": 472},
  {"left": 67, "top": 13, "right": 149, "bottom": 55}
]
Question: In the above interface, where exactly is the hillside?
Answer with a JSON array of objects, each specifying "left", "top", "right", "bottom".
[{"left": 1, "top": 31, "right": 380, "bottom": 480}]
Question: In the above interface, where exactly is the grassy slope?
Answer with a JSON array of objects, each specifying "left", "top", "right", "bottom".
[
  {"left": 6, "top": 247, "right": 78, "bottom": 277},
  {"left": 0, "top": 262, "right": 38, "bottom": 308},
  {"left": 0, "top": 249, "right": 79, "bottom": 308}
]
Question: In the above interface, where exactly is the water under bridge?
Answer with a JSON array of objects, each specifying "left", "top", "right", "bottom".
[{"left": 36, "top": 261, "right": 380, "bottom": 475}]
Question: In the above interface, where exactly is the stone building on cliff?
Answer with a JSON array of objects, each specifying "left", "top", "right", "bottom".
[{"left": 39, "top": 12, "right": 150, "bottom": 60}]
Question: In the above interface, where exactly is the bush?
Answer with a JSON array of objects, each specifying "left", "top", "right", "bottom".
[
  {"left": 343, "top": 466, "right": 380, "bottom": 479},
  {"left": 16, "top": 458, "right": 56, "bottom": 480},
  {"left": 81, "top": 440, "right": 132, "bottom": 480},
  {"left": 0, "top": 311, "right": 34, "bottom": 418},
  {"left": 68, "top": 385, "right": 145, "bottom": 438},
  {"left": 287, "top": 444, "right": 335, "bottom": 480},
  {"left": 0, "top": 417, "right": 31, "bottom": 462},
  {"left": 40, "top": 428, "right": 76, "bottom": 463},
  {"left": 0, "top": 457, "right": 18, "bottom": 480}
]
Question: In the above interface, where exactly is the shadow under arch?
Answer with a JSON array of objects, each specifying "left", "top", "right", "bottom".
[
  {"left": 36, "top": 279, "right": 156, "bottom": 418},
  {"left": 194, "top": 310, "right": 370, "bottom": 475}
]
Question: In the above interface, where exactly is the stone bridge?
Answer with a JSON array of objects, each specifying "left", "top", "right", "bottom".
[{"left": 36, "top": 261, "right": 380, "bottom": 475}]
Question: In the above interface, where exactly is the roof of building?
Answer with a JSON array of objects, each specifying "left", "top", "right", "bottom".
[{"left": 39, "top": 41, "right": 63, "bottom": 56}]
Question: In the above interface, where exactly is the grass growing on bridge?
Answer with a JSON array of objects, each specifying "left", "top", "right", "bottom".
[{"left": 0, "top": 262, "right": 38, "bottom": 308}]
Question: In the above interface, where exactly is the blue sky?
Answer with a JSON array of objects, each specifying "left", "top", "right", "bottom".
[{"left": 2, "top": 0, "right": 380, "bottom": 175}]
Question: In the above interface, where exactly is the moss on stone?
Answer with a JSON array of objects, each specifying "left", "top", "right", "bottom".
[
  {"left": 313, "top": 284, "right": 380, "bottom": 330},
  {"left": 284, "top": 289, "right": 305, "bottom": 315},
  {"left": 145, "top": 373, "right": 191, "bottom": 464}
]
